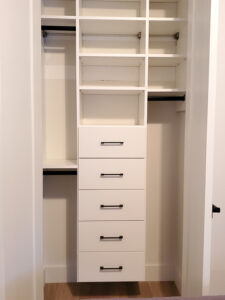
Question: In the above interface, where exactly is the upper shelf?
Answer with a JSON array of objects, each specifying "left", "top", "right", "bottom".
[
  {"left": 43, "top": 159, "right": 77, "bottom": 171},
  {"left": 41, "top": 15, "right": 76, "bottom": 26},
  {"left": 149, "top": 54, "right": 186, "bottom": 66}
]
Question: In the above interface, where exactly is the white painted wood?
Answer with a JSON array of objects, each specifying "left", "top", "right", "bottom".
[
  {"left": 1, "top": 0, "right": 43, "bottom": 298},
  {"left": 80, "top": 0, "right": 146, "bottom": 17},
  {"left": 79, "top": 159, "right": 145, "bottom": 189},
  {"left": 79, "top": 221, "right": 145, "bottom": 251},
  {"left": 43, "top": 159, "right": 77, "bottom": 170},
  {"left": 42, "top": 34, "right": 77, "bottom": 162},
  {"left": 80, "top": 56, "right": 145, "bottom": 87},
  {"left": 42, "top": 0, "right": 76, "bottom": 16},
  {"left": 149, "top": 54, "right": 186, "bottom": 66},
  {"left": 181, "top": 0, "right": 218, "bottom": 296},
  {"left": 79, "top": 127, "right": 146, "bottom": 158},
  {"left": 79, "top": 93, "right": 145, "bottom": 125},
  {"left": 79, "top": 190, "right": 145, "bottom": 221},
  {"left": 209, "top": 0, "right": 225, "bottom": 295},
  {"left": 78, "top": 252, "right": 145, "bottom": 282},
  {"left": 80, "top": 19, "right": 146, "bottom": 54}
]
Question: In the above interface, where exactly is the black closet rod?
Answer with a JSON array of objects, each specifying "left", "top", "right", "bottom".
[
  {"left": 42, "top": 25, "right": 76, "bottom": 37},
  {"left": 148, "top": 95, "right": 185, "bottom": 101},
  {"left": 43, "top": 170, "right": 77, "bottom": 175}
]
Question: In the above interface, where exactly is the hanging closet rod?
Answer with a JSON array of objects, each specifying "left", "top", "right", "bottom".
[
  {"left": 43, "top": 170, "right": 77, "bottom": 175},
  {"left": 42, "top": 25, "right": 76, "bottom": 37},
  {"left": 150, "top": 32, "right": 180, "bottom": 40},
  {"left": 148, "top": 95, "right": 185, "bottom": 101}
]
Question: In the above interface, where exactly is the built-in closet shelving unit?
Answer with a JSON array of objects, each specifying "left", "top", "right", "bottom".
[{"left": 41, "top": 0, "right": 188, "bottom": 283}]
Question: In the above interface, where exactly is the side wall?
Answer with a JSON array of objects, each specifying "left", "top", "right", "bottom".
[{"left": 0, "top": 0, "right": 43, "bottom": 299}]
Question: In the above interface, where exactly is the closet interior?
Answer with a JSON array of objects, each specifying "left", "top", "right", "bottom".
[{"left": 41, "top": 0, "right": 188, "bottom": 287}]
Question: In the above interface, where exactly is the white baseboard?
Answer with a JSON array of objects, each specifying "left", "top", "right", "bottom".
[
  {"left": 145, "top": 263, "right": 175, "bottom": 281},
  {"left": 44, "top": 265, "right": 77, "bottom": 283}
]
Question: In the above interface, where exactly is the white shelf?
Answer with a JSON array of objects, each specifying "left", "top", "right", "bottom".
[
  {"left": 148, "top": 88, "right": 186, "bottom": 96},
  {"left": 80, "top": 86, "right": 145, "bottom": 92},
  {"left": 41, "top": 15, "right": 76, "bottom": 26},
  {"left": 41, "top": 15, "right": 76, "bottom": 20},
  {"left": 43, "top": 159, "right": 77, "bottom": 171},
  {"left": 149, "top": 54, "right": 186, "bottom": 66},
  {"left": 149, "top": 17, "right": 185, "bottom": 21},
  {"left": 79, "top": 53, "right": 145, "bottom": 58},
  {"left": 79, "top": 16, "right": 146, "bottom": 21}
]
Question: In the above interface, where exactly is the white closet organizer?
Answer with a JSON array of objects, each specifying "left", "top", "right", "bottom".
[{"left": 41, "top": 0, "right": 188, "bottom": 283}]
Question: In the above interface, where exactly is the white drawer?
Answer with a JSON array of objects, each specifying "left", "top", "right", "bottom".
[
  {"left": 79, "top": 190, "right": 145, "bottom": 221},
  {"left": 79, "top": 127, "right": 146, "bottom": 158},
  {"left": 78, "top": 252, "right": 145, "bottom": 282},
  {"left": 79, "top": 159, "right": 145, "bottom": 189},
  {"left": 79, "top": 221, "right": 145, "bottom": 252}
]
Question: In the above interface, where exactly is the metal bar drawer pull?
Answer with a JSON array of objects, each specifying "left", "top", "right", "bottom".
[
  {"left": 100, "top": 235, "right": 123, "bottom": 240},
  {"left": 100, "top": 266, "right": 123, "bottom": 271},
  {"left": 100, "top": 142, "right": 124, "bottom": 146},
  {"left": 100, "top": 204, "right": 123, "bottom": 209},
  {"left": 100, "top": 173, "right": 123, "bottom": 178}
]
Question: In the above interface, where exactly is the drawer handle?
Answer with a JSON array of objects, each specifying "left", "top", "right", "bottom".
[
  {"left": 100, "top": 173, "right": 124, "bottom": 178},
  {"left": 100, "top": 204, "right": 123, "bottom": 209},
  {"left": 100, "top": 266, "right": 123, "bottom": 271},
  {"left": 101, "top": 142, "right": 124, "bottom": 146},
  {"left": 100, "top": 235, "right": 123, "bottom": 240}
]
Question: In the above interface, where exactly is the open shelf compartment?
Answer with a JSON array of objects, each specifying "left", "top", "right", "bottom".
[
  {"left": 79, "top": 19, "right": 146, "bottom": 54},
  {"left": 79, "top": 91, "right": 145, "bottom": 126},
  {"left": 149, "top": 0, "right": 187, "bottom": 18},
  {"left": 80, "top": 56, "right": 145, "bottom": 88},
  {"left": 79, "top": 0, "right": 146, "bottom": 18},
  {"left": 41, "top": 0, "right": 76, "bottom": 17}
]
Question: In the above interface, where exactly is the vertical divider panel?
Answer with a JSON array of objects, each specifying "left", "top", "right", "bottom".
[{"left": 76, "top": 0, "right": 80, "bottom": 282}]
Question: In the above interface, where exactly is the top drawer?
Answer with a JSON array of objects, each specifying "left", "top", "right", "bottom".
[{"left": 79, "top": 127, "right": 146, "bottom": 158}]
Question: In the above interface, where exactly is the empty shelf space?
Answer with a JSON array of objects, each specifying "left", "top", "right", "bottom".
[
  {"left": 149, "top": 0, "right": 187, "bottom": 18},
  {"left": 42, "top": 0, "right": 75, "bottom": 17},
  {"left": 43, "top": 159, "right": 77, "bottom": 170},
  {"left": 80, "top": 56, "right": 145, "bottom": 88},
  {"left": 79, "top": 19, "right": 146, "bottom": 54},
  {"left": 148, "top": 64, "right": 186, "bottom": 90},
  {"left": 149, "top": 18, "right": 186, "bottom": 35},
  {"left": 79, "top": 92, "right": 145, "bottom": 125},
  {"left": 148, "top": 54, "right": 186, "bottom": 66},
  {"left": 80, "top": 0, "right": 146, "bottom": 18}
]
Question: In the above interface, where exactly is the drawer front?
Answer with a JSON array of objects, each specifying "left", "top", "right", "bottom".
[
  {"left": 79, "top": 221, "right": 145, "bottom": 252},
  {"left": 79, "top": 159, "right": 145, "bottom": 189},
  {"left": 79, "top": 127, "right": 146, "bottom": 158},
  {"left": 78, "top": 252, "right": 145, "bottom": 282},
  {"left": 79, "top": 190, "right": 145, "bottom": 221}
]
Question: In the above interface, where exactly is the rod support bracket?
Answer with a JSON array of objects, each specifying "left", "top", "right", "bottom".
[
  {"left": 137, "top": 32, "right": 142, "bottom": 39},
  {"left": 174, "top": 32, "right": 180, "bottom": 40}
]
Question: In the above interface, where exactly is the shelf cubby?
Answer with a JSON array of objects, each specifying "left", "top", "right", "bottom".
[
  {"left": 149, "top": 0, "right": 187, "bottom": 19},
  {"left": 79, "top": 56, "right": 145, "bottom": 88},
  {"left": 41, "top": 0, "right": 76, "bottom": 17},
  {"left": 79, "top": 91, "right": 145, "bottom": 126},
  {"left": 79, "top": 19, "right": 146, "bottom": 54},
  {"left": 148, "top": 60, "right": 186, "bottom": 91},
  {"left": 79, "top": 0, "right": 146, "bottom": 18}
]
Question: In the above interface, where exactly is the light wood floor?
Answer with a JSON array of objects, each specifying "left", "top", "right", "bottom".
[{"left": 44, "top": 282, "right": 180, "bottom": 300}]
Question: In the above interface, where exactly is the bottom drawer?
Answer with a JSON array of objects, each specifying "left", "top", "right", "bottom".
[{"left": 78, "top": 252, "right": 145, "bottom": 282}]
